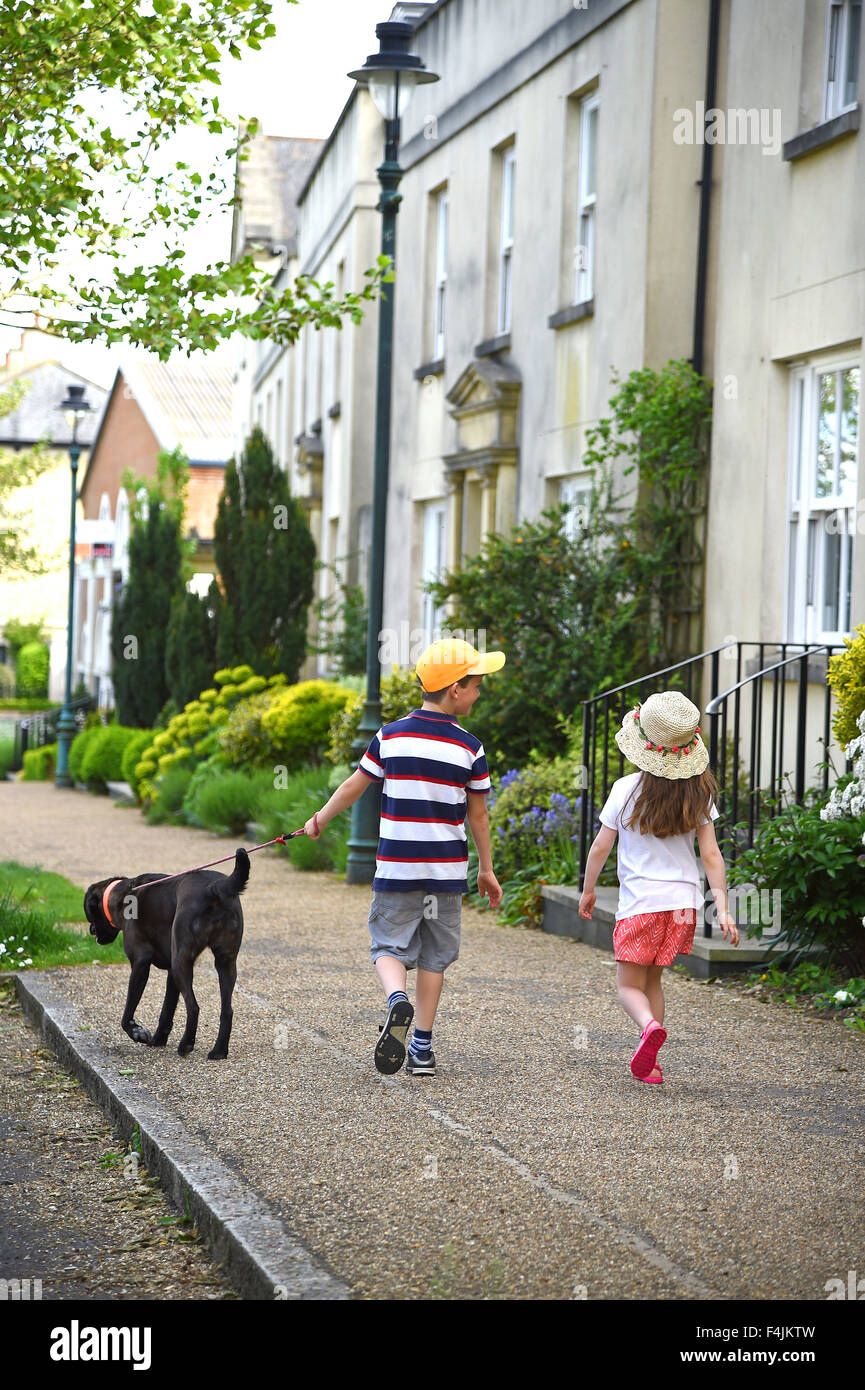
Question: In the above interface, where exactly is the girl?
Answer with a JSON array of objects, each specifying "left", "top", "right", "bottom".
[{"left": 578, "top": 690, "right": 739, "bottom": 1084}]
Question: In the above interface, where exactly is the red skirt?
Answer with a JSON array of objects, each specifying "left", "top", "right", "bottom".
[{"left": 613, "top": 908, "right": 697, "bottom": 966}]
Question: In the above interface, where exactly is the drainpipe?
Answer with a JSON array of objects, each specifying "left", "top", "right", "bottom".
[{"left": 692, "top": 0, "right": 721, "bottom": 377}]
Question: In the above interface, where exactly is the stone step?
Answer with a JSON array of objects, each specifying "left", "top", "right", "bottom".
[{"left": 540, "top": 884, "right": 790, "bottom": 979}]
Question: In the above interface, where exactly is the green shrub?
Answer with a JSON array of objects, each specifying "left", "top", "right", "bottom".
[
  {"left": 68, "top": 725, "right": 104, "bottom": 784},
  {"left": 488, "top": 759, "right": 581, "bottom": 880},
  {"left": 145, "top": 766, "right": 194, "bottom": 825},
  {"left": 0, "top": 728, "right": 14, "bottom": 779},
  {"left": 16, "top": 641, "right": 49, "bottom": 697},
  {"left": 327, "top": 666, "right": 422, "bottom": 765},
  {"left": 217, "top": 688, "right": 282, "bottom": 769},
  {"left": 729, "top": 784, "right": 865, "bottom": 972},
  {"left": 121, "top": 729, "right": 157, "bottom": 797},
  {"left": 827, "top": 624, "right": 865, "bottom": 750},
  {"left": 252, "top": 765, "right": 349, "bottom": 872},
  {"left": 260, "top": 680, "right": 355, "bottom": 768},
  {"left": 0, "top": 663, "right": 15, "bottom": 697},
  {"left": 22, "top": 743, "right": 57, "bottom": 781},
  {"left": 80, "top": 725, "right": 141, "bottom": 785},
  {"left": 186, "top": 769, "right": 274, "bottom": 835},
  {"left": 137, "top": 665, "right": 285, "bottom": 804}
]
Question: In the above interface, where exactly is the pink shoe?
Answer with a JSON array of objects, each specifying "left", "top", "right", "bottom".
[
  {"left": 639, "top": 1065, "right": 663, "bottom": 1084},
  {"left": 630, "top": 1019, "right": 667, "bottom": 1080}
]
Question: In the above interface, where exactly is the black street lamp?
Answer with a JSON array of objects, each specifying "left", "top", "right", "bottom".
[
  {"left": 344, "top": 22, "right": 439, "bottom": 883},
  {"left": 55, "top": 384, "right": 92, "bottom": 787}
]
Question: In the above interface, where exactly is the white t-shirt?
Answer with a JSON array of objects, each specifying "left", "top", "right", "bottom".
[{"left": 599, "top": 772, "right": 718, "bottom": 921}]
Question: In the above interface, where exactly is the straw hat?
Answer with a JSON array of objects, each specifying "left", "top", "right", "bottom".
[{"left": 614, "top": 691, "right": 709, "bottom": 779}]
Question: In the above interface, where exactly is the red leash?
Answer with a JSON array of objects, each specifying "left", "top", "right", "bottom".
[{"left": 129, "top": 827, "right": 308, "bottom": 896}]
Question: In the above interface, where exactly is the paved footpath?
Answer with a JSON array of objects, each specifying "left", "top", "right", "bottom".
[{"left": 3, "top": 781, "right": 864, "bottom": 1301}]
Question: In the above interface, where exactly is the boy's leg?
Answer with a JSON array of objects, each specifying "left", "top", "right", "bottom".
[
  {"left": 645, "top": 964, "right": 665, "bottom": 1025},
  {"left": 616, "top": 962, "right": 654, "bottom": 1030},
  {"left": 415, "top": 968, "right": 444, "bottom": 1031},
  {"left": 375, "top": 954, "right": 408, "bottom": 999}
]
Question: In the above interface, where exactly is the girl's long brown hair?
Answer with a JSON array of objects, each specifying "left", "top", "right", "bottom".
[{"left": 621, "top": 767, "right": 719, "bottom": 838}]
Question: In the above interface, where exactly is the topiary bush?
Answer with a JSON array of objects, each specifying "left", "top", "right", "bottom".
[
  {"left": 259, "top": 680, "right": 355, "bottom": 768},
  {"left": 16, "top": 641, "right": 49, "bottom": 697},
  {"left": 327, "top": 666, "right": 422, "bottom": 765},
  {"left": 121, "top": 729, "right": 157, "bottom": 798},
  {"left": 137, "top": 665, "right": 286, "bottom": 804},
  {"left": 80, "top": 725, "right": 141, "bottom": 786},
  {"left": 827, "top": 624, "right": 865, "bottom": 750},
  {"left": 217, "top": 688, "right": 283, "bottom": 770},
  {"left": 22, "top": 742, "right": 57, "bottom": 780},
  {"left": 68, "top": 725, "right": 104, "bottom": 784}
]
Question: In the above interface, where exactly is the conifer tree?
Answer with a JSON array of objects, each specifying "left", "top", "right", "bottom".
[{"left": 213, "top": 427, "right": 315, "bottom": 679}]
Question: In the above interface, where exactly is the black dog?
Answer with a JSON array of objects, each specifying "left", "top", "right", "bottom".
[{"left": 83, "top": 848, "right": 249, "bottom": 1060}]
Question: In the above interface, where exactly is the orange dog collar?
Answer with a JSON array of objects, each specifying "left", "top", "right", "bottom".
[{"left": 101, "top": 879, "right": 123, "bottom": 930}]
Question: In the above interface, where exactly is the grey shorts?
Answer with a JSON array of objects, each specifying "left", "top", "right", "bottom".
[{"left": 368, "top": 889, "right": 462, "bottom": 973}]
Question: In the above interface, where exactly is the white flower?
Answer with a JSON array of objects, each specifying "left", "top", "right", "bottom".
[
  {"left": 22, "top": 958, "right": 32, "bottom": 967},
  {"left": 0, "top": 943, "right": 5, "bottom": 954},
  {"left": 16, "top": 946, "right": 24, "bottom": 953},
  {"left": 834, "top": 989, "right": 853, "bottom": 1004}
]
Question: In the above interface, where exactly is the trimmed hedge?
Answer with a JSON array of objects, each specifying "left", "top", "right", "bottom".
[
  {"left": 80, "top": 725, "right": 141, "bottom": 785},
  {"left": 22, "top": 742, "right": 57, "bottom": 781}
]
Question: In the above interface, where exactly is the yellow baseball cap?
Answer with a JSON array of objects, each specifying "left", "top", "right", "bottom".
[{"left": 415, "top": 638, "right": 506, "bottom": 692}]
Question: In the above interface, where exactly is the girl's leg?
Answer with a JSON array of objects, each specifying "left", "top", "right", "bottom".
[
  {"left": 645, "top": 964, "right": 665, "bottom": 1025},
  {"left": 616, "top": 962, "right": 654, "bottom": 1030}
]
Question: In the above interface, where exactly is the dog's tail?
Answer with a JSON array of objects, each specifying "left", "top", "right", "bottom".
[{"left": 207, "top": 847, "right": 250, "bottom": 902}]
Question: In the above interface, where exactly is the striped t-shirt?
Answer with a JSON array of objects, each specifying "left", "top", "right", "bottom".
[{"left": 357, "top": 707, "right": 491, "bottom": 893}]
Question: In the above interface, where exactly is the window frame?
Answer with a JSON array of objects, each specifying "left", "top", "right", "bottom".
[
  {"left": 823, "top": 0, "right": 862, "bottom": 120},
  {"left": 497, "top": 146, "right": 516, "bottom": 335},
  {"left": 575, "top": 92, "right": 599, "bottom": 305},
  {"left": 421, "top": 499, "right": 448, "bottom": 642},
  {"left": 434, "top": 188, "right": 448, "bottom": 361},
  {"left": 786, "top": 355, "right": 860, "bottom": 644}
]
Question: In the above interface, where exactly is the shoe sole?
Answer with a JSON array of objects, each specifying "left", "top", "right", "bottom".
[
  {"left": 630, "top": 1023, "right": 667, "bottom": 1079},
  {"left": 374, "top": 1001, "right": 414, "bottom": 1074}
]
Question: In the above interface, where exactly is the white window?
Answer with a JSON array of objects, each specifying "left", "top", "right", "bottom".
[
  {"left": 786, "top": 359, "right": 860, "bottom": 643},
  {"left": 434, "top": 190, "right": 448, "bottom": 361},
  {"left": 824, "top": 0, "right": 862, "bottom": 119},
  {"left": 498, "top": 147, "right": 515, "bottom": 335},
  {"left": 421, "top": 500, "right": 447, "bottom": 642},
  {"left": 575, "top": 94, "right": 598, "bottom": 304},
  {"left": 559, "top": 475, "right": 592, "bottom": 542}
]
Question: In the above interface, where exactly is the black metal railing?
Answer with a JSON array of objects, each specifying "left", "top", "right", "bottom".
[
  {"left": 10, "top": 695, "right": 95, "bottom": 773},
  {"left": 577, "top": 642, "right": 844, "bottom": 933}
]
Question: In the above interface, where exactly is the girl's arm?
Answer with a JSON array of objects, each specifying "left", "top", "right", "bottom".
[
  {"left": 578, "top": 826, "right": 617, "bottom": 918},
  {"left": 696, "top": 820, "right": 739, "bottom": 945}
]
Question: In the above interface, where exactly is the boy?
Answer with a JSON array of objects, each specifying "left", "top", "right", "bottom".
[{"left": 304, "top": 638, "right": 505, "bottom": 1076}]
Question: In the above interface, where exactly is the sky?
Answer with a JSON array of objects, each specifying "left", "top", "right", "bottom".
[{"left": 1, "top": 0, "right": 397, "bottom": 388}]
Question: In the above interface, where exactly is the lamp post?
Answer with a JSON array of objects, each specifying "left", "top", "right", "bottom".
[
  {"left": 344, "top": 22, "right": 439, "bottom": 883},
  {"left": 55, "top": 384, "right": 92, "bottom": 787}
]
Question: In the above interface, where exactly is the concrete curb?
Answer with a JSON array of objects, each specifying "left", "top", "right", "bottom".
[{"left": 14, "top": 971, "right": 350, "bottom": 1302}]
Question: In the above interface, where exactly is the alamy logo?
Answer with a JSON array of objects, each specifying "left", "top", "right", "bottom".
[
  {"left": 49, "top": 1321, "right": 152, "bottom": 1371},
  {"left": 673, "top": 101, "right": 782, "bottom": 156},
  {"left": 825, "top": 1269, "right": 865, "bottom": 1299},
  {"left": 0, "top": 1278, "right": 42, "bottom": 1300}
]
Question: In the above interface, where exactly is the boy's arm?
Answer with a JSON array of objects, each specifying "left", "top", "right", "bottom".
[
  {"left": 578, "top": 826, "right": 617, "bottom": 918},
  {"left": 304, "top": 769, "right": 375, "bottom": 837},
  {"left": 466, "top": 792, "right": 502, "bottom": 908}
]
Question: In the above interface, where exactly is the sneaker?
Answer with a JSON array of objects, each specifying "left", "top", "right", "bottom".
[
  {"left": 405, "top": 1048, "right": 436, "bottom": 1076},
  {"left": 374, "top": 999, "right": 414, "bottom": 1075}
]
